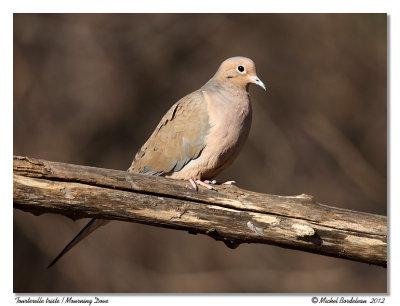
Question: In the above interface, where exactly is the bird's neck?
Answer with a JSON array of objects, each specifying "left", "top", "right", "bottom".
[
  {"left": 201, "top": 79, "right": 251, "bottom": 120},
  {"left": 202, "top": 78, "right": 248, "bottom": 98}
]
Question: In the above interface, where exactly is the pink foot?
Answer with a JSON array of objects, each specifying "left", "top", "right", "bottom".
[
  {"left": 189, "top": 178, "right": 198, "bottom": 191},
  {"left": 195, "top": 179, "right": 216, "bottom": 190},
  {"left": 188, "top": 179, "right": 216, "bottom": 191}
]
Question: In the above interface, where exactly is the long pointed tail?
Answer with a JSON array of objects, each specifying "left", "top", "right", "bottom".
[{"left": 47, "top": 218, "right": 109, "bottom": 268}]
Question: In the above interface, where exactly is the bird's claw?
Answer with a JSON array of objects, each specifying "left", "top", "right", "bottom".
[
  {"left": 188, "top": 179, "right": 216, "bottom": 191},
  {"left": 189, "top": 178, "right": 198, "bottom": 191},
  {"left": 195, "top": 179, "right": 216, "bottom": 190}
]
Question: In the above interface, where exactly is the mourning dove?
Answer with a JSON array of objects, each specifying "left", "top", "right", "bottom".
[{"left": 47, "top": 56, "right": 266, "bottom": 268}]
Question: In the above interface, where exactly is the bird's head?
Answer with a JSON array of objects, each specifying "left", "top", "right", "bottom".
[{"left": 215, "top": 56, "right": 266, "bottom": 91}]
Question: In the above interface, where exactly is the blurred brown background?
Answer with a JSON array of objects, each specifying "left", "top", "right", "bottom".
[{"left": 13, "top": 13, "right": 387, "bottom": 293}]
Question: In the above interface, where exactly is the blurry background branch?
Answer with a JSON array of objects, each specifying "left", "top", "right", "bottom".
[{"left": 13, "top": 155, "right": 387, "bottom": 267}]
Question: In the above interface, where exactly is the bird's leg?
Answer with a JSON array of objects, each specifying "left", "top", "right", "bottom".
[
  {"left": 195, "top": 179, "right": 216, "bottom": 190},
  {"left": 188, "top": 178, "right": 216, "bottom": 191},
  {"left": 189, "top": 178, "right": 198, "bottom": 191}
]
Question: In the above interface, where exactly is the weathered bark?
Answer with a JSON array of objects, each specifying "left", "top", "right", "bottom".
[{"left": 13, "top": 155, "right": 387, "bottom": 267}]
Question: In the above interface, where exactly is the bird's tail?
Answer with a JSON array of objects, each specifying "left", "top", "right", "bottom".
[{"left": 47, "top": 218, "right": 110, "bottom": 268}]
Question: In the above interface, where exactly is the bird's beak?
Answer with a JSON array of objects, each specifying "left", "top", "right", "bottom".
[{"left": 252, "top": 76, "right": 266, "bottom": 91}]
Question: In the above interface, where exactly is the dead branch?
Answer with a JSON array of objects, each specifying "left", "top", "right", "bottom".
[{"left": 13, "top": 155, "right": 387, "bottom": 267}]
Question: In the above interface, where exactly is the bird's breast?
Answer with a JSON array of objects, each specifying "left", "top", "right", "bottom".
[
  {"left": 167, "top": 89, "right": 252, "bottom": 180},
  {"left": 208, "top": 93, "right": 252, "bottom": 151},
  {"left": 198, "top": 91, "right": 252, "bottom": 177}
]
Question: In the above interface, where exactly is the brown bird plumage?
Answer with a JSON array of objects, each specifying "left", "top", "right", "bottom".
[
  {"left": 47, "top": 56, "right": 266, "bottom": 268},
  {"left": 129, "top": 56, "right": 265, "bottom": 181},
  {"left": 128, "top": 90, "right": 210, "bottom": 177}
]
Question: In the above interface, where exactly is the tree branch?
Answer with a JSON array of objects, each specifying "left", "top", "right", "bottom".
[{"left": 13, "top": 155, "right": 387, "bottom": 267}]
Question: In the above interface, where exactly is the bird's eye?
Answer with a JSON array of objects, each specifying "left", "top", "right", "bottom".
[{"left": 237, "top": 65, "right": 245, "bottom": 73}]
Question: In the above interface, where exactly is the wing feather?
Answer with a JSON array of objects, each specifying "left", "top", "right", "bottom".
[{"left": 128, "top": 90, "right": 210, "bottom": 176}]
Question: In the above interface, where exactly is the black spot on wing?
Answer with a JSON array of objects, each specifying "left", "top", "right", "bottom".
[{"left": 139, "top": 165, "right": 165, "bottom": 176}]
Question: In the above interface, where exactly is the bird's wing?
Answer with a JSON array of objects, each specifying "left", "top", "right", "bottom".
[{"left": 128, "top": 90, "right": 210, "bottom": 175}]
